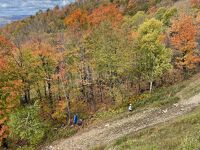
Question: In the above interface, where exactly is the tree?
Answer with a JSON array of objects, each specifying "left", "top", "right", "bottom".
[
  {"left": 0, "top": 35, "right": 22, "bottom": 147},
  {"left": 170, "top": 14, "right": 200, "bottom": 72},
  {"left": 155, "top": 7, "right": 177, "bottom": 26},
  {"left": 124, "top": 11, "right": 147, "bottom": 30},
  {"left": 64, "top": 8, "right": 89, "bottom": 31},
  {"left": 89, "top": 4, "right": 123, "bottom": 27},
  {"left": 0, "top": 81, "right": 21, "bottom": 145},
  {"left": 64, "top": 8, "right": 96, "bottom": 110},
  {"left": 85, "top": 21, "right": 134, "bottom": 102},
  {"left": 136, "top": 18, "right": 172, "bottom": 92},
  {"left": 8, "top": 103, "right": 47, "bottom": 146}
]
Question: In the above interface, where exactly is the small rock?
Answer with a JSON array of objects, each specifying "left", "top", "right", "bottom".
[
  {"left": 105, "top": 124, "right": 110, "bottom": 127},
  {"left": 173, "top": 103, "right": 179, "bottom": 107},
  {"left": 162, "top": 109, "right": 168, "bottom": 113}
]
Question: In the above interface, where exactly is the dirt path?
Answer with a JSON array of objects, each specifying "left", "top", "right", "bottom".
[{"left": 44, "top": 91, "right": 200, "bottom": 150}]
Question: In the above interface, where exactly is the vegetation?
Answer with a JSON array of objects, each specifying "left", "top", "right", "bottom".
[
  {"left": 94, "top": 105, "right": 200, "bottom": 150},
  {"left": 8, "top": 103, "right": 48, "bottom": 146},
  {"left": 0, "top": 0, "right": 200, "bottom": 149}
]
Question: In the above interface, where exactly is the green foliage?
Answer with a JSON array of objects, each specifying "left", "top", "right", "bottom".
[
  {"left": 125, "top": 11, "right": 147, "bottom": 30},
  {"left": 155, "top": 7, "right": 177, "bottom": 26},
  {"left": 85, "top": 21, "right": 134, "bottom": 101},
  {"left": 1, "top": 0, "right": 200, "bottom": 148},
  {"left": 155, "top": 7, "right": 167, "bottom": 20},
  {"left": 132, "top": 87, "right": 180, "bottom": 108},
  {"left": 8, "top": 103, "right": 48, "bottom": 146},
  {"left": 136, "top": 18, "right": 172, "bottom": 91},
  {"left": 87, "top": 21, "right": 133, "bottom": 75}
]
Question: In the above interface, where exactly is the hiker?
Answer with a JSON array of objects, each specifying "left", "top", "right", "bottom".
[
  {"left": 73, "top": 114, "right": 78, "bottom": 125},
  {"left": 128, "top": 104, "right": 132, "bottom": 112}
]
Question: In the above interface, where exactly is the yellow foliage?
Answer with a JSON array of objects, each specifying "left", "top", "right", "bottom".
[{"left": 52, "top": 100, "right": 67, "bottom": 124}]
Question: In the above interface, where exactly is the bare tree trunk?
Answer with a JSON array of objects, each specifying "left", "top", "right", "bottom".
[
  {"left": 149, "top": 81, "right": 153, "bottom": 93},
  {"left": 47, "top": 75, "right": 53, "bottom": 106},
  {"left": 36, "top": 83, "right": 42, "bottom": 101},
  {"left": 44, "top": 80, "right": 48, "bottom": 102},
  {"left": 109, "top": 70, "right": 116, "bottom": 103},
  {"left": 60, "top": 76, "right": 71, "bottom": 125},
  {"left": 27, "top": 85, "right": 31, "bottom": 103},
  {"left": 80, "top": 47, "right": 87, "bottom": 101},
  {"left": 98, "top": 73, "right": 104, "bottom": 103},
  {"left": 57, "top": 76, "right": 62, "bottom": 101},
  {"left": 87, "top": 66, "right": 95, "bottom": 110}
]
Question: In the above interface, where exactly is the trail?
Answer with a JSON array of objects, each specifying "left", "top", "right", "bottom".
[{"left": 44, "top": 90, "right": 200, "bottom": 150}]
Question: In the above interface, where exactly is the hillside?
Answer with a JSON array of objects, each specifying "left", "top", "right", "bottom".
[
  {"left": 1, "top": 0, "right": 200, "bottom": 149},
  {"left": 99, "top": 105, "right": 200, "bottom": 150},
  {"left": 43, "top": 73, "right": 200, "bottom": 150}
]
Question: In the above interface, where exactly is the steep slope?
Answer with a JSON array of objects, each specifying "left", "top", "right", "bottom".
[{"left": 44, "top": 74, "right": 200, "bottom": 150}]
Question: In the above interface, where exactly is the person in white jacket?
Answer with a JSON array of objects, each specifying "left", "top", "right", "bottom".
[{"left": 128, "top": 104, "right": 132, "bottom": 112}]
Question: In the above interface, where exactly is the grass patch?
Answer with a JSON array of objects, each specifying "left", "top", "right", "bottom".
[
  {"left": 97, "top": 106, "right": 200, "bottom": 150},
  {"left": 91, "top": 81, "right": 186, "bottom": 126},
  {"left": 181, "top": 83, "right": 200, "bottom": 100},
  {"left": 123, "top": 83, "right": 185, "bottom": 110},
  {"left": 44, "top": 126, "right": 78, "bottom": 143},
  {"left": 38, "top": 126, "right": 78, "bottom": 150}
]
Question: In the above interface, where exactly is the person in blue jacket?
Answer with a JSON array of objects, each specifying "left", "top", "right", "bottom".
[{"left": 73, "top": 113, "right": 78, "bottom": 125}]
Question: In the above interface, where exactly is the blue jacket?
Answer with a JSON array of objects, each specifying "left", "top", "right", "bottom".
[{"left": 73, "top": 114, "right": 78, "bottom": 124}]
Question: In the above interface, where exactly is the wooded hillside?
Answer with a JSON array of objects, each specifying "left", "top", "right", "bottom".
[{"left": 1, "top": 0, "right": 200, "bottom": 149}]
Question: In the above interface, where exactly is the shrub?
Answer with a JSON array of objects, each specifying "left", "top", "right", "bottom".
[
  {"left": 8, "top": 102, "right": 48, "bottom": 146},
  {"left": 52, "top": 100, "right": 67, "bottom": 124}
]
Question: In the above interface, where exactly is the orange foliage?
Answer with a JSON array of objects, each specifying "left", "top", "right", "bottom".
[
  {"left": 196, "top": 13, "right": 200, "bottom": 31},
  {"left": 64, "top": 8, "right": 89, "bottom": 30},
  {"left": 132, "top": 31, "right": 139, "bottom": 40},
  {"left": 0, "top": 35, "right": 15, "bottom": 55},
  {"left": 64, "top": 4, "right": 123, "bottom": 34},
  {"left": 0, "top": 35, "right": 22, "bottom": 142},
  {"left": 52, "top": 100, "right": 67, "bottom": 123},
  {"left": 0, "top": 80, "right": 22, "bottom": 142},
  {"left": 22, "top": 39, "right": 60, "bottom": 63},
  {"left": 0, "top": 58, "right": 7, "bottom": 71},
  {"left": 0, "top": 35, "right": 16, "bottom": 72},
  {"left": 170, "top": 14, "right": 200, "bottom": 70},
  {"left": 147, "top": 6, "right": 157, "bottom": 15},
  {"left": 89, "top": 4, "right": 123, "bottom": 27}
]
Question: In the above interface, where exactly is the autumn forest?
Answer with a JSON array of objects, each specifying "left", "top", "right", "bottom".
[{"left": 1, "top": 0, "right": 200, "bottom": 149}]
